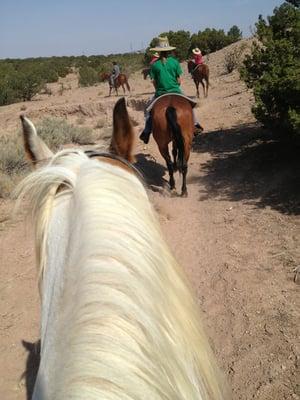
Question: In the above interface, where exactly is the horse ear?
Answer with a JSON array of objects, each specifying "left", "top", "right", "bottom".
[
  {"left": 110, "top": 97, "right": 135, "bottom": 163},
  {"left": 20, "top": 115, "right": 53, "bottom": 166}
]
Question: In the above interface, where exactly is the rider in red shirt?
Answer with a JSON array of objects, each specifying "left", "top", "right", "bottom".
[
  {"left": 150, "top": 51, "right": 159, "bottom": 65},
  {"left": 192, "top": 48, "right": 204, "bottom": 66}
]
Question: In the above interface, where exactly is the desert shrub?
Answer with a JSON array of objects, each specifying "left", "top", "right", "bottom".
[
  {"left": 0, "top": 172, "right": 27, "bottom": 199},
  {"left": 241, "top": 1, "right": 300, "bottom": 139},
  {"left": 0, "top": 80, "right": 17, "bottom": 105},
  {"left": 0, "top": 118, "right": 98, "bottom": 198},
  {"left": 37, "top": 118, "right": 97, "bottom": 148},
  {"left": 0, "top": 134, "right": 27, "bottom": 175},
  {"left": 224, "top": 43, "right": 247, "bottom": 73},
  {"left": 78, "top": 66, "right": 99, "bottom": 87},
  {"left": 0, "top": 57, "right": 73, "bottom": 106},
  {"left": 12, "top": 70, "right": 44, "bottom": 101},
  {"left": 0, "top": 134, "right": 29, "bottom": 198}
]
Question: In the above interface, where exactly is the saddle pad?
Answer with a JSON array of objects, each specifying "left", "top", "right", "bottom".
[{"left": 146, "top": 93, "right": 198, "bottom": 113}]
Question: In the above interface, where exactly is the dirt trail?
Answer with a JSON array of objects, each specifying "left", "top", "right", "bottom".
[{"left": 0, "top": 41, "right": 299, "bottom": 399}]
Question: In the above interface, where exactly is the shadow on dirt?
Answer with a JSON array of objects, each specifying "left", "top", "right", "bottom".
[
  {"left": 192, "top": 123, "right": 300, "bottom": 215},
  {"left": 21, "top": 340, "right": 40, "bottom": 399},
  {"left": 135, "top": 153, "right": 167, "bottom": 189}
]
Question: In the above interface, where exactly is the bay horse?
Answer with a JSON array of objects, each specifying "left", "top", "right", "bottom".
[
  {"left": 101, "top": 72, "right": 130, "bottom": 96},
  {"left": 187, "top": 61, "right": 209, "bottom": 98},
  {"left": 141, "top": 67, "right": 151, "bottom": 80},
  {"left": 15, "top": 98, "right": 229, "bottom": 399},
  {"left": 151, "top": 94, "right": 196, "bottom": 197}
]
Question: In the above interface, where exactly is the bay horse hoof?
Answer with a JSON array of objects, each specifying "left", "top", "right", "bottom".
[{"left": 181, "top": 191, "right": 188, "bottom": 198}]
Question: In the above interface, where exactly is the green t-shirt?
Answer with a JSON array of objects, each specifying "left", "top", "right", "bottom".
[{"left": 150, "top": 56, "right": 183, "bottom": 97}]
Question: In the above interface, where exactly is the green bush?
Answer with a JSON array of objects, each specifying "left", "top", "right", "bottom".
[
  {"left": 78, "top": 66, "right": 99, "bottom": 87},
  {"left": 241, "top": 1, "right": 300, "bottom": 139},
  {"left": 190, "top": 26, "right": 241, "bottom": 55},
  {"left": 144, "top": 26, "right": 243, "bottom": 64},
  {"left": 0, "top": 57, "right": 72, "bottom": 106},
  {"left": 161, "top": 30, "right": 191, "bottom": 61},
  {"left": 227, "top": 25, "right": 243, "bottom": 43}
]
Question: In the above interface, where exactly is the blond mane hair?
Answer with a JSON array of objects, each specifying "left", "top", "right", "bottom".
[{"left": 16, "top": 148, "right": 229, "bottom": 400}]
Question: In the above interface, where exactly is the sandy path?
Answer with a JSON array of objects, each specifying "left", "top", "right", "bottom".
[{"left": 0, "top": 42, "right": 299, "bottom": 399}]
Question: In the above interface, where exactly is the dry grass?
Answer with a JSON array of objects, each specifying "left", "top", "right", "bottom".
[
  {"left": 37, "top": 117, "right": 97, "bottom": 149},
  {"left": 0, "top": 117, "right": 99, "bottom": 198}
]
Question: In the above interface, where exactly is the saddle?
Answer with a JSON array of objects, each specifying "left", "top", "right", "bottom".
[{"left": 146, "top": 93, "right": 198, "bottom": 113}]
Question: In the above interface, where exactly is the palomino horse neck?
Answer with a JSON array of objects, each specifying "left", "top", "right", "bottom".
[
  {"left": 16, "top": 99, "right": 229, "bottom": 400},
  {"left": 151, "top": 95, "right": 195, "bottom": 196}
]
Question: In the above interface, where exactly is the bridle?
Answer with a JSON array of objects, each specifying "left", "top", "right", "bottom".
[{"left": 84, "top": 150, "right": 144, "bottom": 181}]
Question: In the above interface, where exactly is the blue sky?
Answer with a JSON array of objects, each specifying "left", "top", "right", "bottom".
[{"left": 0, "top": 0, "right": 284, "bottom": 59}]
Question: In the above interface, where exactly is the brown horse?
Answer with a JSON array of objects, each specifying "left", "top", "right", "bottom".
[
  {"left": 101, "top": 72, "right": 130, "bottom": 96},
  {"left": 141, "top": 67, "right": 151, "bottom": 80},
  {"left": 187, "top": 61, "right": 209, "bottom": 98},
  {"left": 151, "top": 95, "right": 195, "bottom": 197}
]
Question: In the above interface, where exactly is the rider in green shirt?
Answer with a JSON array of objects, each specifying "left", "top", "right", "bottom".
[
  {"left": 150, "top": 55, "right": 183, "bottom": 96},
  {"left": 140, "top": 37, "right": 202, "bottom": 144}
]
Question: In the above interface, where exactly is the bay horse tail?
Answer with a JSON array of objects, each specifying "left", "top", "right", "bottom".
[{"left": 166, "top": 106, "right": 185, "bottom": 173}]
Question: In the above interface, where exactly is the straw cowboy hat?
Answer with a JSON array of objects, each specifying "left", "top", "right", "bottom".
[
  {"left": 150, "top": 36, "right": 176, "bottom": 52},
  {"left": 192, "top": 48, "right": 202, "bottom": 55}
]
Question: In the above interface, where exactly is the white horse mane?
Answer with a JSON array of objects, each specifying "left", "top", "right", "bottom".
[{"left": 16, "top": 148, "right": 229, "bottom": 400}]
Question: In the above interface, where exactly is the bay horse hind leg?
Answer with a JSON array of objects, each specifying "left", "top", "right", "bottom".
[
  {"left": 172, "top": 144, "right": 178, "bottom": 172},
  {"left": 205, "top": 79, "right": 209, "bottom": 97},
  {"left": 159, "top": 145, "right": 176, "bottom": 192},
  {"left": 194, "top": 79, "right": 200, "bottom": 98},
  {"left": 200, "top": 80, "right": 206, "bottom": 98},
  {"left": 181, "top": 160, "right": 188, "bottom": 197}
]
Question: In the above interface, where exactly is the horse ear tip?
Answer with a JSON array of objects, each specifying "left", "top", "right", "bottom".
[{"left": 115, "top": 97, "right": 126, "bottom": 107}]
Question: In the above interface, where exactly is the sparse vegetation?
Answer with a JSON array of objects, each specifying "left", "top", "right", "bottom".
[
  {"left": 0, "top": 118, "right": 98, "bottom": 198},
  {"left": 78, "top": 66, "right": 99, "bottom": 87},
  {"left": 224, "top": 42, "right": 248, "bottom": 73},
  {"left": 0, "top": 52, "right": 144, "bottom": 105},
  {"left": 0, "top": 58, "right": 71, "bottom": 105},
  {"left": 37, "top": 118, "right": 97, "bottom": 149},
  {"left": 241, "top": 1, "right": 300, "bottom": 140}
]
